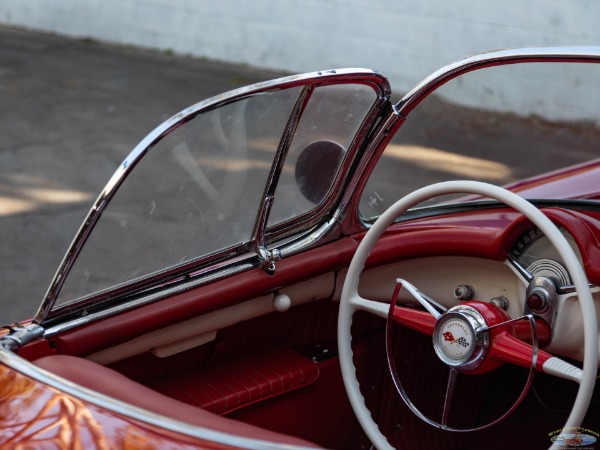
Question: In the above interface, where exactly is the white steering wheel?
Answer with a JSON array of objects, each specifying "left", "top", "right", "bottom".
[{"left": 338, "top": 180, "right": 598, "bottom": 450}]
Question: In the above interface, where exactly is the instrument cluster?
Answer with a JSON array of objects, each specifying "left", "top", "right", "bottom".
[{"left": 509, "top": 226, "right": 583, "bottom": 290}]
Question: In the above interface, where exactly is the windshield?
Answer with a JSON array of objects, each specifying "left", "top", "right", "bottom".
[
  {"left": 49, "top": 78, "right": 381, "bottom": 312},
  {"left": 360, "top": 62, "right": 600, "bottom": 220},
  {"left": 55, "top": 89, "right": 301, "bottom": 306}
]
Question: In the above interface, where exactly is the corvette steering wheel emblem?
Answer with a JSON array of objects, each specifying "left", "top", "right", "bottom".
[
  {"left": 439, "top": 321, "right": 473, "bottom": 358},
  {"left": 433, "top": 306, "right": 489, "bottom": 370}
]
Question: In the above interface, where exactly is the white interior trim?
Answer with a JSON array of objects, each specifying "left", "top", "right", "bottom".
[{"left": 88, "top": 273, "right": 335, "bottom": 365}]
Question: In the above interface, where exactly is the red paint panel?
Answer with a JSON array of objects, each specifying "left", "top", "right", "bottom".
[
  {"left": 507, "top": 158, "right": 600, "bottom": 200},
  {"left": 0, "top": 362, "right": 236, "bottom": 449}
]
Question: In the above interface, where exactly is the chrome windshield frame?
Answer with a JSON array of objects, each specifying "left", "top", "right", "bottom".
[
  {"left": 395, "top": 46, "right": 600, "bottom": 117},
  {"left": 338, "top": 46, "right": 600, "bottom": 234},
  {"left": 35, "top": 68, "right": 390, "bottom": 325}
]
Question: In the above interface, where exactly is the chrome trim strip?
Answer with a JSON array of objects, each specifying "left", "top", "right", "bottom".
[
  {"left": 43, "top": 217, "right": 339, "bottom": 337},
  {"left": 395, "top": 46, "right": 600, "bottom": 117},
  {"left": 46, "top": 242, "right": 248, "bottom": 320},
  {"left": 336, "top": 107, "right": 401, "bottom": 232},
  {"left": 254, "top": 195, "right": 282, "bottom": 274},
  {"left": 278, "top": 216, "right": 340, "bottom": 258},
  {"left": 0, "top": 323, "right": 45, "bottom": 351},
  {"left": 43, "top": 258, "right": 256, "bottom": 337},
  {"left": 36, "top": 68, "right": 387, "bottom": 323},
  {"left": 0, "top": 348, "right": 315, "bottom": 450}
]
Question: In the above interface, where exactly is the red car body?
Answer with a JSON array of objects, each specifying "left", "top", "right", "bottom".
[{"left": 1, "top": 48, "right": 599, "bottom": 449}]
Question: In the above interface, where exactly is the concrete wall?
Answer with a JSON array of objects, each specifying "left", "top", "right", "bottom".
[{"left": 2, "top": 1, "right": 600, "bottom": 121}]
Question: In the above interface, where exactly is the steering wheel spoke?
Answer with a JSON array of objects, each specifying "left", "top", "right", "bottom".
[
  {"left": 441, "top": 369, "right": 458, "bottom": 427},
  {"left": 542, "top": 357, "right": 584, "bottom": 384},
  {"left": 350, "top": 295, "right": 391, "bottom": 320},
  {"left": 390, "top": 304, "right": 437, "bottom": 336},
  {"left": 489, "top": 322, "right": 583, "bottom": 383},
  {"left": 491, "top": 331, "right": 548, "bottom": 371},
  {"left": 395, "top": 278, "right": 444, "bottom": 318}
]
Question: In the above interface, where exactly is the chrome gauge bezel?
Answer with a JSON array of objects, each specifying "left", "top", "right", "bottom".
[{"left": 508, "top": 225, "right": 584, "bottom": 292}]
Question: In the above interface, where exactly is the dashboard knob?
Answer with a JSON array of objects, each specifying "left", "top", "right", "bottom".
[
  {"left": 454, "top": 285, "right": 475, "bottom": 300},
  {"left": 524, "top": 277, "right": 558, "bottom": 342},
  {"left": 525, "top": 277, "right": 557, "bottom": 313},
  {"left": 273, "top": 293, "right": 291, "bottom": 312},
  {"left": 490, "top": 296, "right": 509, "bottom": 310},
  {"left": 526, "top": 291, "right": 548, "bottom": 312}
]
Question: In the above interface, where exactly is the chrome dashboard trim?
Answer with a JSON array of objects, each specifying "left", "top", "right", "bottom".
[
  {"left": 507, "top": 256, "right": 596, "bottom": 295},
  {"left": 525, "top": 276, "right": 559, "bottom": 338}
]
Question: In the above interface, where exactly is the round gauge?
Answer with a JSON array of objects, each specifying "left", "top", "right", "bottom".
[{"left": 510, "top": 226, "right": 583, "bottom": 287}]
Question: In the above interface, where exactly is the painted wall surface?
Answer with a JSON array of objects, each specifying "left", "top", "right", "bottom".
[{"left": 1, "top": 1, "right": 599, "bottom": 121}]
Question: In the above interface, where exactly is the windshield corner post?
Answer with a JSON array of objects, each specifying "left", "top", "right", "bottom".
[
  {"left": 250, "top": 85, "right": 311, "bottom": 276},
  {"left": 0, "top": 323, "right": 45, "bottom": 352},
  {"left": 253, "top": 195, "right": 281, "bottom": 275}
]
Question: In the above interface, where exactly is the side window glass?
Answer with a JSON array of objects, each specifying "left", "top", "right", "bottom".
[{"left": 269, "top": 83, "right": 378, "bottom": 225}]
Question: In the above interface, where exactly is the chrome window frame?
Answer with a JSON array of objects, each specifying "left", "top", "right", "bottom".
[
  {"left": 35, "top": 69, "right": 390, "bottom": 326},
  {"left": 340, "top": 46, "right": 600, "bottom": 233}
]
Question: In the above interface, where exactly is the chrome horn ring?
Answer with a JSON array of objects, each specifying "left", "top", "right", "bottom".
[{"left": 386, "top": 280, "right": 538, "bottom": 431}]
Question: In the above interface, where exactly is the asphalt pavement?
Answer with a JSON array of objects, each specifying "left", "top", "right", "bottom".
[{"left": 0, "top": 26, "right": 287, "bottom": 324}]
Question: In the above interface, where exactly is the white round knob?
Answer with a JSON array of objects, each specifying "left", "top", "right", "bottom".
[{"left": 273, "top": 293, "right": 291, "bottom": 312}]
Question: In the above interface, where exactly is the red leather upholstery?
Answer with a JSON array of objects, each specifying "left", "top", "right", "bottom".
[
  {"left": 34, "top": 355, "right": 319, "bottom": 448},
  {"left": 148, "top": 347, "right": 320, "bottom": 415}
]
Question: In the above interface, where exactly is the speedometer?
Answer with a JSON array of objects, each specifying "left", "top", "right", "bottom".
[{"left": 510, "top": 226, "right": 583, "bottom": 288}]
